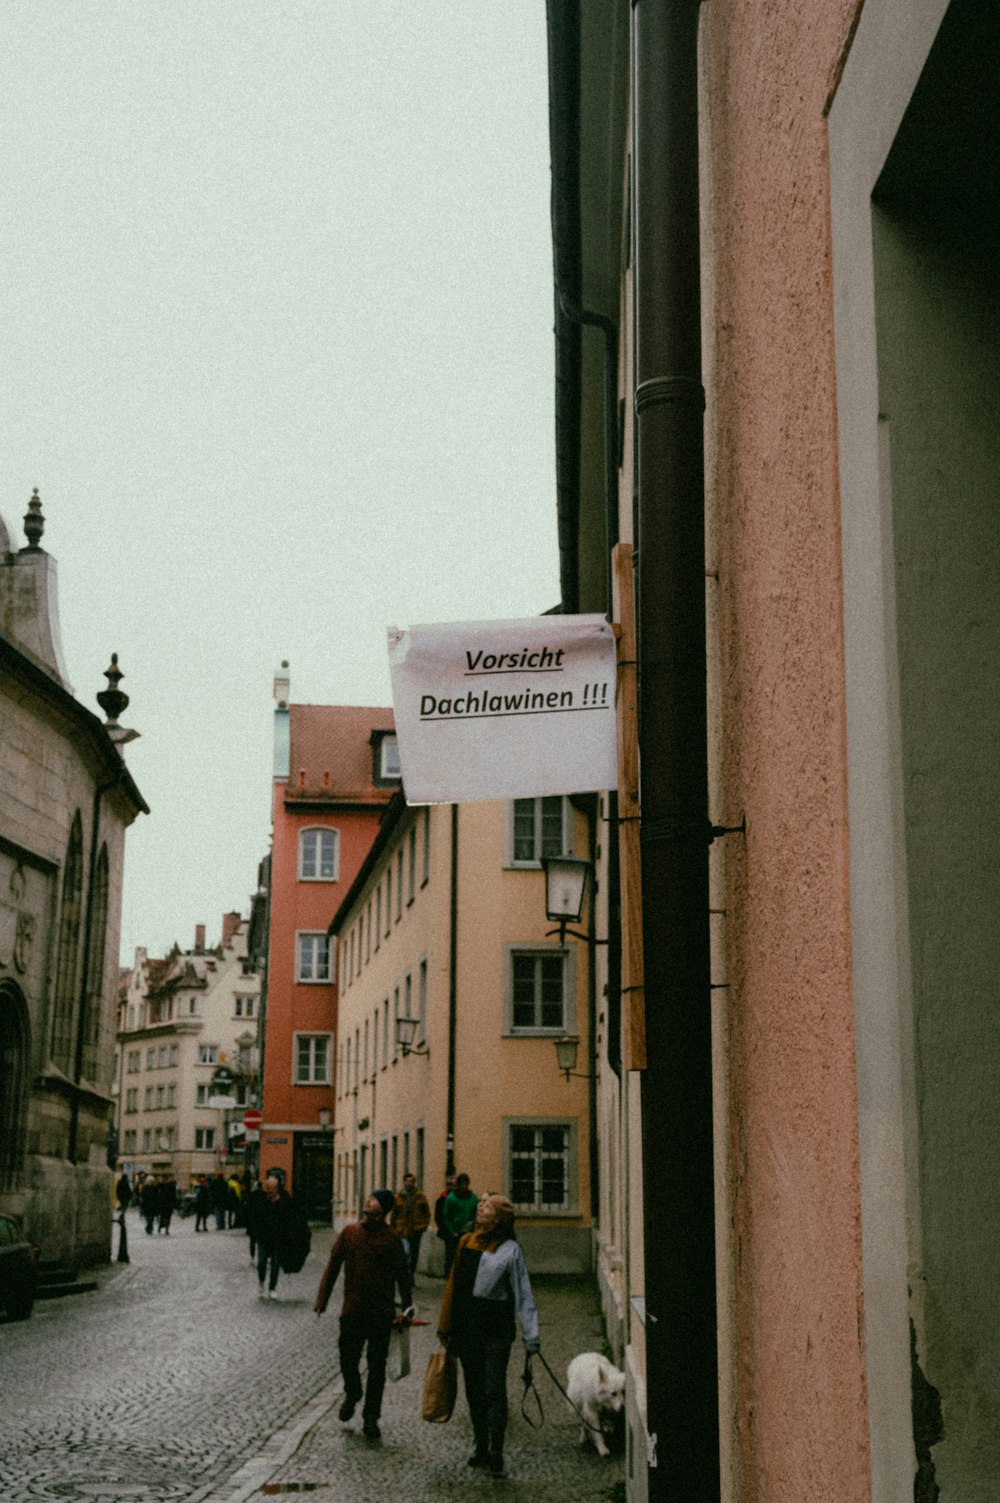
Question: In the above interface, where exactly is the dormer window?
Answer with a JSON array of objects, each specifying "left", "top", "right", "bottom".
[
  {"left": 299, "top": 827, "right": 340, "bottom": 882},
  {"left": 371, "top": 730, "right": 401, "bottom": 786}
]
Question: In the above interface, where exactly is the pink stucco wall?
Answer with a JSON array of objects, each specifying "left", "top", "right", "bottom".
[{"left": 702, "top": 1, "right": 871, "bottom": 1497}]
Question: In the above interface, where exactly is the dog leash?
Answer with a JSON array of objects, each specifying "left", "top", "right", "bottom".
[{"left": 520, "top": 1351, "right": 607, "bottom": 1435}]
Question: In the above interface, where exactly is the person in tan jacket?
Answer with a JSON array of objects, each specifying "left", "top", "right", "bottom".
[
  {"left": 437, "top": 1194, "right": 539, "bottom": 1478},
  {"left": 389, "top": 1173, "right": 431, "bottom": 1278}
]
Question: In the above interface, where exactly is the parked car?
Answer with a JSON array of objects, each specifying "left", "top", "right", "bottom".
[{"left": 0, "top": 1212, "right": 37, "bottom": 1321}]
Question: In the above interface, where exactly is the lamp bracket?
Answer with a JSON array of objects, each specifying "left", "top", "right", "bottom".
[
  {"left": 641, "top": 814, "right": 746, "bottom": 846},
  {"left": 545, "top": 925, "right": 609, "bottom": 946}
]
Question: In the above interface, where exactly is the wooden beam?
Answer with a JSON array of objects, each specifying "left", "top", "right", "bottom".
[{"left": 612, "top": 542, "right": 646, "bottom": 1069}]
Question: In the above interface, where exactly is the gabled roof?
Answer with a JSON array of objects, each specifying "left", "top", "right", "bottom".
[{"left": 285, "top": 703, "right": 396, "bottom": 806}]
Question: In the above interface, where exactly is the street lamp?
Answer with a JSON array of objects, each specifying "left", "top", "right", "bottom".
[
  {"left": 553, "top": 1034, "right": 597, "bottom": 1081},
  {"left": 395, "top": 1015, "right": 429, "bottom": 1057},
  {"left": 542, "top": 855, "right": 606, "bottom": 944}
]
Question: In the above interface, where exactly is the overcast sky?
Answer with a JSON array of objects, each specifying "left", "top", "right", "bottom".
[{"left": 0, "top": 3, "right": 558, "bottom": 962}]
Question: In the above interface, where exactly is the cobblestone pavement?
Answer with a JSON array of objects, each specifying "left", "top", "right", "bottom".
[{"left": 0, "top": 1214, "right": 624, "bottom": 1503}]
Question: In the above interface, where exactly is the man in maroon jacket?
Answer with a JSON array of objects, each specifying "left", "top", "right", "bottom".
[{"left": 315, "top": 1189, "right": 413, "bottom": 1441}]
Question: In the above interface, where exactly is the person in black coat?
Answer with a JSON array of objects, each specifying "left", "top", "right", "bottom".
[
  {"left": 194, "top": 1176, "right": 212, "bottom": 1232},
  {"left": 210, "top": 1172, "right": 229, "bottom": 1230},
  {"left": 255, "top": 1175, "right": 303, "bottom": 1300},
  {"left": 140, "top": 1175, "right": 159, "bottom": 1236},
  {"left": 157, "top": 1176, "right": 177, "bottom": 1235}
]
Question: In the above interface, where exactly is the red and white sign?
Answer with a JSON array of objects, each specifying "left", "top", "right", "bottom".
[{"left": 243, "top": 1109, "right": 263, "bottom": 1131}]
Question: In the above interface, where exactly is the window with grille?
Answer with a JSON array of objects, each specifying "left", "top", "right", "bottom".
[
  {"left": 297, "top": 932, "right": 331, "bottom": 983},
  {"left": 507, "top": 1122, "right": 573, "bottom": 1213},
  {"left": 298, "top": 827, "right": 340, "bottom": 882},
  {"left": 507, "top": 949, "right": 571, "bottom": 1033},
  {"left": 509, "top": 797, "right": 566, "bottom": 866},
  {"left": 295, "top": 1033, "right": 331, "bottom": 1084}
]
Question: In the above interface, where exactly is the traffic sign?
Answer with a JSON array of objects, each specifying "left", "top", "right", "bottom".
[{"left": 243, "top": 1109, "right": 263, "bottom": 1131}]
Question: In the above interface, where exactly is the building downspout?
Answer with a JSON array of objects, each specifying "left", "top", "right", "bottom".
[
  {"left": 446, "top": 803, "right": 458, "bottom": 1177},
  {"left": 632, "top": 1, "right": 719, "bottom": 1500}
]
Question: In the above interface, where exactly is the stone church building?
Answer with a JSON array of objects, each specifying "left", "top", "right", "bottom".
[{"left": 1, "top": 489, "right": 146, "bottom": 1267}]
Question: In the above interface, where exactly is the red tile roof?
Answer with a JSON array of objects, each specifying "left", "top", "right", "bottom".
[{"left": 286, "top": 704, "right": 395, "bottom": 805}]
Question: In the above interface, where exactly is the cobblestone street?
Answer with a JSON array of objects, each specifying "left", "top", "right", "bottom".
[{"left": 0, "top": 1214, "right": 625, "bottom": 1503}]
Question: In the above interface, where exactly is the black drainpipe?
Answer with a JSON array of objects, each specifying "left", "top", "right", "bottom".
[
  {"left": 446, "top": 803, "right": 458, "bottom": 1177},
  {"left": 633, "top": 1, "right": 719, "bottom": 1500}
]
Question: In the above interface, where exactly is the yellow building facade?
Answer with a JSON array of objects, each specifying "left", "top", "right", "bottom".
[{"left": 330, "top": 793, "right": 594, "bottom": 1273}]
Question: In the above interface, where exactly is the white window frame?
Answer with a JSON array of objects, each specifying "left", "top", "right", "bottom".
[
  {"left": 195, "top": 1126, "right": 215, "bottom": 1150},
  {"left": 505, "top": 796, "right": 569, "bottom": 868},
  {"left": 379, "top": 734, "right": 401, "bottom": 781},
  {"left": 293, "top": 1031, "right": 333, "bottom": 1085},
  {"left": 298, "top": 825, "right": 340, "bottom": 882},
  {"left": 503, "top": 943, "right": 575, "bottom": 1036},
  {"left": 296, "top": 931, "right": 332, "bottom": 984},
  {"left": 196, "top": 1083, "right": 211, "bottom": 1106},
  {"left": 198, "top": 1044, "right": 219, "bottom": 1065},
  {"left": 504, "top": 1117, "right": 578, "bottom": 1217}
]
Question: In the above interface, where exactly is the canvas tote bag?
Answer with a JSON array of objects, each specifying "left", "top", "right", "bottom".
[{"left": 421, "top": 1348, "right": 457, "bottom": 1422}]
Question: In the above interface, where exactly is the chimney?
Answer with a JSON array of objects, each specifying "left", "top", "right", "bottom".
[
  {"left": 221, "top": 912, "right": 240, "bottom": 948},
  {"left": 195, "top": 924, "right": 206, "bottom": 953}
]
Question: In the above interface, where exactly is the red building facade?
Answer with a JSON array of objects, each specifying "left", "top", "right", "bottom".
[{"left": 259, "top": 669, "right": 396, "bottom": 1219}]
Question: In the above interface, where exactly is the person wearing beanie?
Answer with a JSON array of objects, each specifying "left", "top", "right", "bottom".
[{"left": 314, "top": 1190, "right": 413, "bottom": 1441}]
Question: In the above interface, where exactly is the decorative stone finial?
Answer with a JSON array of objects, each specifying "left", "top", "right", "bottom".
[
  {"left": 97, "top": 653, "right": 130, "bottom": 724},
  {"left": 22, "top": 488, "right": 45, "bottom": 552}
]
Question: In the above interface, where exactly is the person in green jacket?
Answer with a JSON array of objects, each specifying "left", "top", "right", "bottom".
[{"left": 441, "top": 1172, "right": 478, "bottom": 1272}]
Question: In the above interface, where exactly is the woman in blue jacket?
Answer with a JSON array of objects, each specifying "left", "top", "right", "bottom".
[{"left": 437, "top": 1192, "right": 539, "bottom": 1477}]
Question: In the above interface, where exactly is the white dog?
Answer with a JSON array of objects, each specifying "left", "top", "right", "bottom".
[{"left": 566, "top": 1352, "right": 626, "bottom": 1456}]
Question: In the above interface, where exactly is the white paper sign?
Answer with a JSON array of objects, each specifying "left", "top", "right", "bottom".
[{"left": 387, "top": 615, "right": 618, "bottom": 804}]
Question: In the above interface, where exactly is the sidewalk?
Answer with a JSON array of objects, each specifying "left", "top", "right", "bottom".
[{"left": 232, "top": 1232, "right": 625, "bottom": 1503}]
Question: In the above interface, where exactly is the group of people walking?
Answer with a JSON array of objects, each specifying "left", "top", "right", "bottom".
[
  {"left": 116, "top": 1170, "right": 178, "bottom": 1235},
  {"left": 114, "top": 1164, "right": 539, "bottom": 1477},
  {"left": 314, "top": 1171, "right": 538, "bottom": 1478}
]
